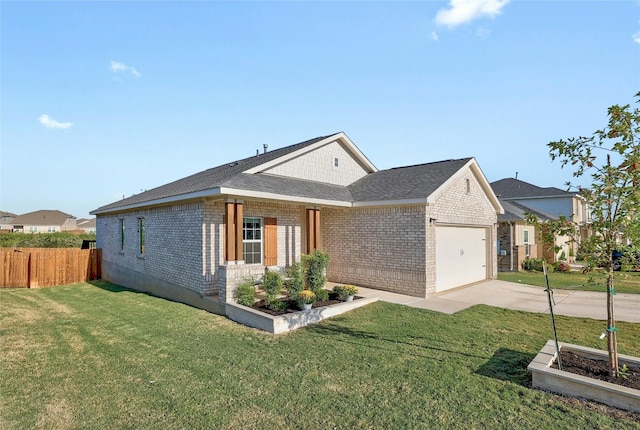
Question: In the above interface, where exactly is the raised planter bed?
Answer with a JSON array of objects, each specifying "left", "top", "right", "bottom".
[
  {"left": 528, "top": 340, "right": 640, "bottom": 412},
  {"left": 225, "top": 296, "right": 378, "bottom": 334}
]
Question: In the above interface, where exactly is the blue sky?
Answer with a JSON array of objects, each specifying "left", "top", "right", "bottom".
[{"left": 2, "top": 1, "right": 639, "bottom": 219}]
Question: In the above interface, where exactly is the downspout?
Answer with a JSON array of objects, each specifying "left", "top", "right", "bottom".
[{"left": 508, "top": 220, "right": 514, "bottom": 271}]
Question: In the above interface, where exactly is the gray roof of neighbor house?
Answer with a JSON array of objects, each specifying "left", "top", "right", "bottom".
[
  {"left": 92, "top": 133, "right": 480, "bottom": 214},
  {"left": 11, "top": 210, "right": 75, "bottom": 226},
  {"left": 491, "top": 178, "right": 572, "bottom": 199},
  {"left": 1, "top": 211, "right": 17, "bottom": 219},
  {"left": 498, "top": 200, "right": 556, "bottom": 222}
]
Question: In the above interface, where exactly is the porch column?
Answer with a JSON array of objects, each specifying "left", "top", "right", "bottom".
[
  {"left": 306, "top": 208, "right": 322, "bottom": 253},
  {"left": 225, "top": 201, "right": 236, "bottom": 261},
  {"left": 235, "top": 201, "right": 243, "bottom": 262}
]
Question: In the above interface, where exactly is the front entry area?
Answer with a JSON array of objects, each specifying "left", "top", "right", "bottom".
[{"left": 435, "top": 226, "right": 488, "bottom": 292}]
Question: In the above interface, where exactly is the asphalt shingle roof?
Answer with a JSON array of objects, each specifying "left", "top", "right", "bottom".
[
  {"left": 349, "top": 158, "right": 472, "bottom": 202},
  {"left": 11, "top": 210, "right": 75, "bottom": 226},
  {"left": 93, "top": 134, "right": 337, "bottom": 212},
  {"left": 491, "top": 178, "right": 571, "bottom": 199},
  {"left": 93, "top": 134, "right": 474, "bottom": 213},
  {"left": 498, "top": 200, "right": 556, "bottom": 222}
]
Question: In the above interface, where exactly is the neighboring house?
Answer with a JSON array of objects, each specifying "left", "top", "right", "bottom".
[
  {"left": 10, "top": 210, "right": 77, "bottom": 233},
  {"left": 0, "top": 211, "right": 17, "bottom": 231},
  {"left": 491, "top": 178, "right": 589, "bottom": 265},
  {"left": 496, "top": 200, "right": 555, "bottom": 271},
  {"left": 92, "top": 132, "right": 503, "bottom": 315},
  {"left": 77, "top": 218, "right": 97, "bottom": 234}
]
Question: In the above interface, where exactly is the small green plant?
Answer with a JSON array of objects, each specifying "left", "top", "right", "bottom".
[
  {"left": 296, "top": 290, "right": 316, "bottom": 306},
  {"left": 262, "top": 270, "right": 284, "bottom": 296},
  {"left": 522, "top": 258, "right": 545, "bottom": 272},
  {"left": 314, "top": 288, "right": 329, "bottom": 302},
  {"left": 619, "top": 364, "right": 629, "bottom": 380},
  {"left": 266, "top": 296, "right": 288, "bottom": 312},
  {"left": 285, "top": 262, "right": 305, "bottom": 299},
  {"left": 559, "top": 250, "right": 567, "bottom": 262},
  {"left": 333, "top": 284, "right": 358, "bottom": 300},
  {"left": 235, "top": 277, "right": 256, "bottom": 307}
]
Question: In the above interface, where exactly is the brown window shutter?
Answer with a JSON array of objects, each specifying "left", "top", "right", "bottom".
[{"left": 264, "top": 217, "right": 277, "bottom": 266}]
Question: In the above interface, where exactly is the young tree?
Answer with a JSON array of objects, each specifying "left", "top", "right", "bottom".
[{"left": 546, "top": 92, "right": 640, "bottom": 377}]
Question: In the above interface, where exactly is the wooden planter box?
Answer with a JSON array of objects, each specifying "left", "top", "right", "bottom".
[{"left": 528, "top": 340, "right": 640, "bottom": 412}]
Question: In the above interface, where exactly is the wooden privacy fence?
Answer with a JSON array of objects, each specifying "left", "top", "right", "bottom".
[{"left": 1, "top": 248, "right": 101, "bottom": 288}]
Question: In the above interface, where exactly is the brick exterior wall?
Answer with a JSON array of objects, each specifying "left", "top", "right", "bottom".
[
  {"left": 323, "top": 205, "right": 428, "bottom": 297},
  {"left": 97, "top": 202, "right": 206, "bottom": 294},
  {"left": 98, "top": 198, "right": 308, "bottom": 302},
  {"left": 262, "top": 140, "right": 369, "bottom": 186}
]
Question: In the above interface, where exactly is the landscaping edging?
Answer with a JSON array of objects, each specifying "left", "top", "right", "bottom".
[
  {"left": 225, "top": 296, "right": 378, "bottom": 334},
  {"left": 528, "top": 340, "right": 640, "bottom": 412}
]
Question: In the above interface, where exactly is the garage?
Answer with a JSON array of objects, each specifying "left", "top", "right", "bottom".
[{"left": 435, "top": 226, "right": 488, "bottom": 292}]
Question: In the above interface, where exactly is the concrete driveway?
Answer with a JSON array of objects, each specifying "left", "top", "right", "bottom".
[{"left": 355, "top": 280, "right": 640, "bottom": 323}]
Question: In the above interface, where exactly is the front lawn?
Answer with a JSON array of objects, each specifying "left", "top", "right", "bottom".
[
  {"left": 2, "top": 281, "right": 639, "bottom": 429},
  {"left": 498, "top": 270, "right": 640, "bottom": 294}
]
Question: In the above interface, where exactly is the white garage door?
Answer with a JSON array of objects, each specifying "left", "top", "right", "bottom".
[{"left": 435, "top": 226, "right": 488, "bottom": 292}]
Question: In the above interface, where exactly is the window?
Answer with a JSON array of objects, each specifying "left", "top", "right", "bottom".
[
  {"left": 119, "top": 219, "right": 125, "bottom": 251},
  {"left": 523, "top": 229, "right": 530, "bottom": 258},
  {"left": 48, "top": 226, "right": 56, "bottom": 233},
  {"left": 29, "top": 226, "right": 38, "bottom": 233},
  {"left": 243, "top": 217, "right": 262, "bottom": 264},
  {"left": 138, "top": 218, "right": 145, "bottom": 255},
  {"left": 465, "top": 178, "right": 470, "bottom": 194},
  {"left": 334, "top": 157, "right": 339, "bottom": 167}
]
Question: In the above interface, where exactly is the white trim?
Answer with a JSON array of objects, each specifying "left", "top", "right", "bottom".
[{"left": 243, "top": 132, "right": 378, "bottom": 175}]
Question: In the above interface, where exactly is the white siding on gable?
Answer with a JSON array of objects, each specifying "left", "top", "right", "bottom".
[{"left": 260, "top": 140, "right": 369, "bottom": 186}]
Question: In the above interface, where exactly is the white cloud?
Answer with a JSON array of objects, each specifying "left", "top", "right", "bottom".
[
  {"left": 431, "top": 31, "right": 439, "bottom": 42},
  {"left": 110, "top": 60, "right": 141, "bottom": 78},
  {"left": 38, "top": 114, "right": 73, "bottom": 129},
  {"left": 435, "top": 0, "right": 509, "bottom": 28},
  {"left": 633, "top": 31, "right": 640, "bottom": 45}
]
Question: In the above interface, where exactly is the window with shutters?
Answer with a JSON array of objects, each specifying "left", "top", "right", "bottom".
[{"left": 243, "top": 217, "right": 262, "bottom": 264}]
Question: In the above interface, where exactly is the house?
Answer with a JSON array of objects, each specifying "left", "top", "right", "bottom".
[
  {"left": 0, "top": 211, "right": 17, "bottom": 231},
  {"left": 10, "top": 210, "right": 77, "bottom": 233},
  {"left": 92, "top": 132, "right": 503, "bottom": 315},
  {"left": 491, "top": 178, "right": 590, "bottom": 265},
  {"left": 495, "top": 200, "right": 555, "bottom": 271},
  {"left": 76, "top": 218, "right": 97, "bottom": 234}
]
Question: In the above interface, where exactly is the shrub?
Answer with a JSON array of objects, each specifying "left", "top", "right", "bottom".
[
  {"left": 235, "top": 277, "right": 256, "bottom": 307},
  {"left": 285, "top": 262, "right": 304, "bottom": 299},
  {"left": 262, "top": 270, "right": 283, "bottom": 296},
  {"left": 522, "top": 258, "right": 545, "bottom": 272},
  {"left": 553, "top": 261, "right": 570, "bottom": 272},
  {"left": 266, "top": 296, "right": 288, "bottom": 312},
  {"left": 314, "top": 288, "right": 329, "bottom": 302},
  {"left": 303, "top": 249, "right": 330, "bottom": 292},
  {"left": 333, "top": 284, "right": 358, "bottom": 299}
]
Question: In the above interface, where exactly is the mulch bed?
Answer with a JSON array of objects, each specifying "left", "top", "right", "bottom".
[
  {"left": 251, "top": 293, "right": 360, "bottom": 316},
  {"left": 551, "top": 350, "right": 640, "bottom": 390}
]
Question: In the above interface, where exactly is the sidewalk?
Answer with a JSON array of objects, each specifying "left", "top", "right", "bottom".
[{"left": 353, "top": 280, "right": 640, "bottom": 323}]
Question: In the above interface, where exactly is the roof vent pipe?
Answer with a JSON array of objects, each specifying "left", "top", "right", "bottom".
[{"left": 263, "top": 144, "right": 268, "bottom": 154}]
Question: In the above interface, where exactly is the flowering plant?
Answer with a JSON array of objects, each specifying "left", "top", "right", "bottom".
[
  {"left": 297, "top": 290, "right": 317, "bottom": 305},
  {"left": 333, "top": 284, "right": 358, "bottom": 299}
]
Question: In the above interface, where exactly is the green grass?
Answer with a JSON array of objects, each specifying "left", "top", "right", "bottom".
[
  {"left": 498, "top": 270, "right": 640, "bottom": 294},
  {"left": 2, "top": 281, "right": 639, "bottom": 429}
]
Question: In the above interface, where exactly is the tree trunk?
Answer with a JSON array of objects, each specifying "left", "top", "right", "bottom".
[{"left": 607, "top": 269, "right": 619, "bottom": 377}]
